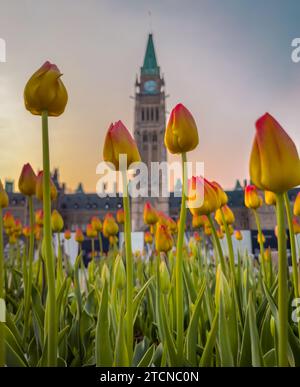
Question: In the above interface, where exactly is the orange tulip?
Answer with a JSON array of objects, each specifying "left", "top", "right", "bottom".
[
  {"left": 116, "top": 208, "right": 125, "bottom": 224},
  {"left": 34, "top": 225, "right": 42, "bottom": 241},
  {"left": 91, "top": 216, "right": 102, "bottom": 232},
  {"left": 192, "top": 213, "right": 204, "bottom": 229},
  {"left": 18, "top": 163, "right": 37, "bottom": 196},
  {"left": 244, "top": 185, "right": 262, "bottom": 210},
  {"left": 155, "top": 224, "right": 173, "bottom": 253},
  {"left": 35, "top": 209, "right": 44, "bottom": 225},
  {"left": 103, "top": 120, "right": 141, "bottom": 170},
  {"left": 187, "top": 176, "right": 220, "bottom": 216},
  {"left": 204, "top": 225, "right": 212, "bottom": 236},
  {"left": 3, "top": 211, "right": 15, "bottom": 229},
  {"left": 103, "top": 213, "right": 119, "bottom": 237},
  {"left": 217, "top": 228, "right": 224, "bottom": 239},
  {"left": 14, "top": 219, "right": 22, "bottom": 237},
  {"left": 36, "top": 171, "right": 57, "bottom": 201},
  {"left": 293, "top": 192, "right": 300, "bottom": 216},
  {"left": 51, "top": 210, "right": 64, "bottom": 232},
  {"left": 292, "top": 217, "right": 300, "bottom": 234},
  {"left": 0, "top": 179, "right": 9, "bottom": 208},
  {"left": 164, "top": 103, "right": 199, "bottom": 154},
  {"left": 144, "top": 231, "right": 153, "bottom": 244},
  {"left": 235, "top": 230, "right": 243, "bottom": 241},
  {"left": 193, "top": 231, "right": 201, "bottom": 242},
  {"left": 23, "top": 225, "right": 31, "bottom": 238},
  {"left": 249, "top": 113, "right": 300, "bottom": 193},
  {"left": 64, "top": 229, "right": 71, "bottom": 240},
  {"left": 86, "top": 223, "right": 97, "bottom": 238},
  {"left": 215, "top": 205, "right": 235, "bottom": 226},
  {"left": 265, "top": 190, "right": 277, "bottom": 206},
  {"left": 143, "top": 201, "right": 158, "bottom": 225},
  {"left": 75, "top": 228, "right": 84, "bottom": 244},
  {"left": 24, "top": 61, "right": 68, "bottom": 117}
]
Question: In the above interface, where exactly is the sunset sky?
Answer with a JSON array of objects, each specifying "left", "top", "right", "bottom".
[{"left": 1, "top": 0, "right": 300, "bottom": 192}]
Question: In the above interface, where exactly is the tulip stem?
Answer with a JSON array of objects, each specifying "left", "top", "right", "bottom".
[
  {"left": 98, "top": 233, "right": 103, "bottom": 256},
  {"left": 207, "top": 214, "right": 226, "bottom": 275},
  {"left": 0, "top": 207, "right": 5, "bottom": 367},
  {"left": 121, "top": 169, "right": 133, "bottom": 364},
  {"left": 275, "top": 193, "right": 288, "bottom": 367},
  {"left": 175, "top": 152, "right": 187, "bottom": 365},
  {"left": 42, "top": 110, "right": 57, "bottom": 366},
  {"left": 253, "top": 210, "right": 268, "bottom": 286},
  {"left": 23, "top": 195, "right": 34, "bottom": 343},
  {"left": 283, "top": 192, "right": 300, "bottom": 336}
]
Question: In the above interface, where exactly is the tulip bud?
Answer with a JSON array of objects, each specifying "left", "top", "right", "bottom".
[
  {"left": 18, "top": 163, "right": 37, "bottom": 196},
  {"left": 294, "top": 192, "right": 300, "bottom": 217},
  {"left": 114, "top": 255, "right": 126, "bottom": 290},
  {"left": 292, "top": 217, "right": 300, "bottom": 235},
  {"left": 24, "top": 61, "right": 68, "bottom": 116},
  {"left": 91, "top": 216, "right": 102, "bottom": 232},
  {"left": 217, "top": 228, "right": 224, "bottom": 239},
  {"left": 34, "top": 225, "right": 42, "bottom": 241},
  {"left": 160, "top": 261, "right": 171, "bottom": 294},
  {"left": 3, "top": 211, "right": 15, "bottom": 229},
  {"left": 192, "top": 214, "right": 204, "bottom": 229},
  {"left": 35, "top": 209, "right": 44, "bottom": 225},
  {"left": 109, "top": 235, "right": 118, "bottom": 246},
  {"left": 143, "top": 201, "right": 158, "bottom": 225},
  {"left": 103, "top": 121, "right": 141, "bottom": 170},
  {"left": 116, "top": 208, "right": 125, "bottom": 224},
  {"left": 270, "top": 316, "right": 276, "bottom": 338},
  {"left": 0, "top": 179, "right": 9, "bottom": 208},
  {"left": 51, "top": 210, "right": 64, "bottom": 232},
  {"left": 23, "top": 225, "right": 31, "bottom": 238},
  {"left": 144, "top": 231, "right": 153, "bottom": 244},
  {"left": 36, "top": 171, "right": 57, "bottom": 201},
  {"left": 215, "top": 205, "right": 235, "bottom": 226},
  {"left": 103, "top": 213, "right": 119, "bottom": 237},
  {"left": 101, "top": 263, "right": 110, "bottom": 286},
  {"left": 188, "top": 176, "right": 220, "bottom": 216},
  {"left": 64, "top": 229, "right": 71, "bottom": 240},
  {"left": 244, "top": 185, "right": 262, "bottom": 210},
  {"left": 235, "top": 230, "right": 243, "bottom": 241},
  {"left": 86, "top": 223, "right": 97, "bottom": 238},
  {"left": 204, "top": 225, "right": 212, "bottom": 236},
  {"left": 193, "top": 231, "right": 201, "bottom": 242},
  {"left": 75, "top": 228, "right": 84, "bottom": 244},
  {"left": 249, "top": 113, "right": 300, "bottom": 193},
  {"left": 165, "top": 103, "right": 199, "bottom": 154},
  {"left": 265, "top": 190, "right": 277, "bottom": 206},
  {"left": 264, "top": 247, "right": 272, "bottom": 262},
  {"left": 155, "top": 224, "right": 173, "bottom": 253}
]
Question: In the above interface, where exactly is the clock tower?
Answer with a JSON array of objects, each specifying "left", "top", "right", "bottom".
[{"left": 131, "top": 34, "right": 169, "bottom": 231}]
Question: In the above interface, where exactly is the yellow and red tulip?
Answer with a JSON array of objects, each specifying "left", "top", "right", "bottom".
[
  {"left": 244, "top": 185, "right": 262, "bottom": 210},
  {"left": 64, "top": 229, "right": 71, "bottom": 240},
  {"left": 215, "top": 205, "right": 235, "bottom": 226},
  {"left": 91, "top": 216, "right": 102, "bottom": 232},
  {"left": 144, "top": 231, "right": 153, "bottom": 244},
  {"left": 75, "top": 228, "right": 84, "bottom": 244},
  {"left": 265, "top": 190, "right": 277, "bottom": 206},
  {"left": 188, "top": 176, "right": 220, "bottom": 216},
  {"left": 18, "top": 163, "right": 37, "bottom": 196},
  {"left": 0, "top": 179, "right": 9, "bottom": 208},
  {"left": 36, "top": 171, "right": 57, "bottom": 201},
  {"left": 116, "top": 208, "right": 125, "bottom": 224},
  {"left": 51, "top": 210, "right": 64, "bottom": 233},
  {"left": 143, "top": 201, "right": 158, "bottom": 225},
  {"left": 155, "top": 224, "right": 173, "bottom": 253},
  {"left": 235, "top": 230, "right": 243, "bottom": 241},
  {"left": 293, "top": 192, "right": 300, "bottom": 217}
]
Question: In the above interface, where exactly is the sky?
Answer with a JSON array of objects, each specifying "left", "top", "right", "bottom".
[{"left": 1, "top": 0, "right": 300, "bottom": 192}]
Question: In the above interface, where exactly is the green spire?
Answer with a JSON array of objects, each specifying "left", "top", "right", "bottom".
[{"left": 141, "top": 34, "right": 159, "bottom": 75}]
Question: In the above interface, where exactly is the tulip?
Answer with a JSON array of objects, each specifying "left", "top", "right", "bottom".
[
  {"left": 51, "top": 210, "right": 64, "bottom": 233},
  {"left": 164, "top": 103, "right": 199, "bottom": 154},
  {"left": 109, "top": 235, "right": 118, "bottom": 246},
  {"left": 35, "top": 209, "right": 44, "bottom": 225},
  {"left": 211, "top": 181, "right": 228, "bottom": 206},
  {"left": 221, "top": 224, "right": 234, "bottom": 235},
  {"left": 24, "top": 61, "right": 68, "bottom": 117},
  {"left": 3, "top": 211, "right": 15, "bottom": 230},
  {"left": 144, "top": 231, "right": 153, "bottom": 244},
  {"left": 264, "top": 247, "right": 272, "bottom": 262},
  {"left": 265, "top": 191, "right": 277, "bottom": 206},
  {"left": 14, "top": 219, "right": 22, "bottom": 237},
  {"left": 103, "top": 120, "right": 141, "bottom": 170},
  {"left": 86, "top": 223, "right": 97, "bottom": 239},
  {"left": 18, "top": 163, "right": 37, "bottom": 196},
  {"left": 193, "top": 231, "right": 201, "bottom": 242},
  {"left": 192, "top": 214, "right": 204, "bottom": 229},
  {"left": 168, "top": 217, "right": 178, "bottom": 234},
  {"left": 23, "top": 226, "right": 31, "bottom": 238},
  {"left": 244, "top": 185, "right": 262, "bottom": 210},
  {"left": 249, "top": 113, "right": 300, "bottom": 193},
  {"left": 188, "top": 176, "right": 220, "bottom": 216},
  {"left": 75, "top": 228, "right": 84, "bottom": 244},
  {"left": 204, "top": 225, "right": 212, "bottom": 236},
  {"left": 103, "top": 213, "right": 119, "bottom": 237},
  {"left": 143, "top": 201, "right": 158, "bottom": 225},
  {"left": 64, "top": 229, "right": 71, "bottom": 240},
  {"left": 155, "top": 224, "right": 173, "bottom": 253},
  {"left": 9, "top": 234, "right": 17, "bottom": 245},
  {"left": 0, "top": 179, "right": 9, "bottom": 208},
  {"left": 34, "top": 225, "right": 42, "bottom": 241},
  {"left": 116, "top": 208, "right": 125, "bottom": 224},
  {"left": 235, "top": 230, "right": 243, "bottom": 241},
  {"left": 215, "top": 205, "right": 235, "bottom": 226},
  {"left": 91, "top": 216, "right": 102, "bottom": 232},
  {"left": 257, "top": 232, "right": 265, "bottom": 244},
  {"left": 36, "top": 171, "right": 57, "bottom": 201},
  {"left": 114, "top": 255, "right": 126, "bottom": 290},
  {"left": 294, "top": 192, "right": 300, "bottom": 217},
  {"left": 217, "top": 228, "right": 224, "bottom": 239},
  {"left": 292, "top": 217, "right": 300, "bottom": 234}
]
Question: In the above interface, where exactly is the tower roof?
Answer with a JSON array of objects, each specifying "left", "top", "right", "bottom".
[{"left": 141, "top": 34, "right": 160, "bottom": 76}]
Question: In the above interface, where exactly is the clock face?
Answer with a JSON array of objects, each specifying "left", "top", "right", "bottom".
[{"left": 144, "top": 80, "right": 157, "bottom": 93}]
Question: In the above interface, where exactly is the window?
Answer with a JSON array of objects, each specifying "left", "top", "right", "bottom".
[
  {"left": 143, "top": 132, "right": 148, "bottom": 142},
  {"left": 150, "top": 108, "right": 154, "bottom": 121},
  {"left": 146, "top": 108, "right": 149, "bottom": 121},
  {"left": 117, "top": 203, "right": 122, "bottom": 208},
  {"left": 156, "top": 107, "right": 159, "bottom": 121},
  {"left": 141, "top": 108, "right": 144, "bottom": 121},
  {"left": 152, "top": 133, "right": 157, "bottom": 142},
  {"left": 105, "top": 203, "right": 109, "bottom": 209}
]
